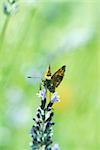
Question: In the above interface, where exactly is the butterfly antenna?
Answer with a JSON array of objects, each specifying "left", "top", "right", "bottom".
[
  {"left": 27, "top": 76, "right": 41, "bottom": 78},
  {"left": 27, "top": 76, "right": 32, "bottom": 78}
]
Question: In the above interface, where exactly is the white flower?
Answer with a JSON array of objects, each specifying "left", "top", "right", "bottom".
[
  {"left": 52, "top": 144, "right": 60, "bottom": 150},
  {"left": 36, "top": 88, "right": 46, "bottom": 100},
  {"left": 51, "top": 93, "right": 60, "bottom": 103}
]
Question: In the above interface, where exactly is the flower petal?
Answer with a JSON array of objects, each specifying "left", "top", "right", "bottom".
[
  {"left": 36, "top": 88, "right": 46, "bottom": 100},
  {"left": 52, "top": 144, "right": 60, "bottom": 150},
  {"left": 51, "top": 92, "right": 60, "bottom": 103}
]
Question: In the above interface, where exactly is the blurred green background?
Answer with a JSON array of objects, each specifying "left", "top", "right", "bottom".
[{"left": 0, "top": 1, "right": 99, "bottom": 150}]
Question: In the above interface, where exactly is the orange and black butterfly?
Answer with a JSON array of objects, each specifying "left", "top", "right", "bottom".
[{"left": 43, "top": 65, "right": 66, "bottom": 93}]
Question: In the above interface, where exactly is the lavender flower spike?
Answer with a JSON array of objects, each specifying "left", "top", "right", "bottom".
[
  {"left": 36, "top": 88, "right": 46, "bottom": 100},
  {"left": 51, "top": 92, "right": 60, "bottom": 103}
]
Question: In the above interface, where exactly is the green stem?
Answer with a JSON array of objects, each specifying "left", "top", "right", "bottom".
[{"left": 0, "top": 16, "right": 10, "bottom": 52}]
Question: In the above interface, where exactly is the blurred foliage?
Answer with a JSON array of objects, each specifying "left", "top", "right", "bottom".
[{"left": 0, "top": 0, "right": 99, "bottom": 150}]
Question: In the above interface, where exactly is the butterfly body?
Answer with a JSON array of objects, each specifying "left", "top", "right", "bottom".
[
  {"left": 43, "top": 65, "right": 66, "bottom": 93},
  {"left": 44, "top": 78, "right": 55, "bottom": 93}
]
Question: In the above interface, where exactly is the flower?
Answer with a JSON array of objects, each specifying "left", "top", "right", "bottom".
[
  {"left": 52, "top": 144, "right": 60, "bottom": 150},
  {"left": 51, "top": 93, "right": 60, "bottom": 103},
  {"left": 36, "top": 88, "right": 46, "bottom": 100}
]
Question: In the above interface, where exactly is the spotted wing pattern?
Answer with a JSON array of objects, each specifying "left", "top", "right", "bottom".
[
  {"left": 44, "top": 65, "right": 66, "bottom": 93},
  {"left": 51, "top": 65, "right": 66, "bottom": 88}
]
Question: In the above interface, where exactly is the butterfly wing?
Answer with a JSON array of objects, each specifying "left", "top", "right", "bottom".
[
  {"left": 51, "top": 65, "right": 66, "bottom": 88},
  {"left": 44, "top": 65, "right": 52, "bottom": 79}
]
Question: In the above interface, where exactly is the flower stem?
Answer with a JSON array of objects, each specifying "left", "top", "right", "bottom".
[{"left": 0, "top": 16, "right": 10, "bottom": 52}]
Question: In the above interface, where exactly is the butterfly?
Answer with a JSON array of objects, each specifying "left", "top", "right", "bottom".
[{"left": 43, "top": 65, "right": 66, "bottom": 93}]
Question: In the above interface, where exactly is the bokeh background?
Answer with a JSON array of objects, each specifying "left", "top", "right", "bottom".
[{"left": 0, "top": 0, "right": 99, "bottom": 150}]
